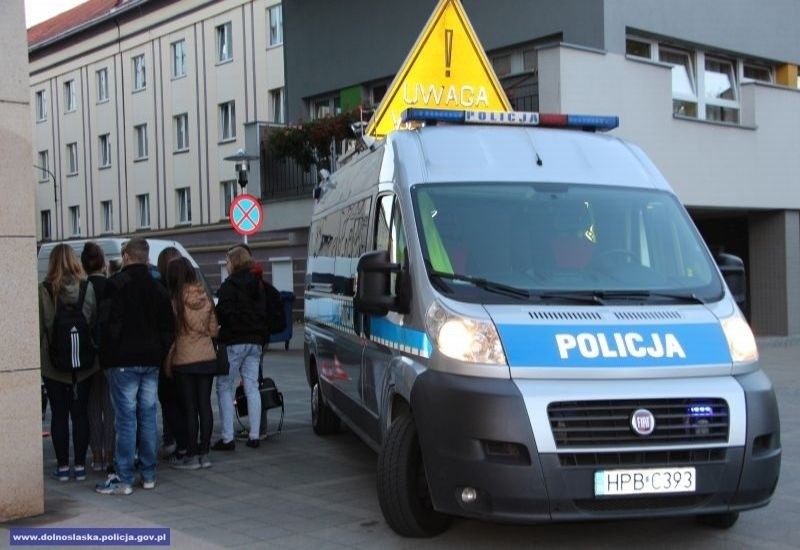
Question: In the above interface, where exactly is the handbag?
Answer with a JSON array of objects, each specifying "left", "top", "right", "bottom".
[
  {"left": 214, "top": 341, "right": 230, "bottom": 376},
  {"left": 235, "top": 377, "right": 284, "bottom": 434}
]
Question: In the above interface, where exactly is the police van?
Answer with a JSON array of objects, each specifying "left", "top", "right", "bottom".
[{"left": 303, "top": 108, "right": 780, "bottom": 537}]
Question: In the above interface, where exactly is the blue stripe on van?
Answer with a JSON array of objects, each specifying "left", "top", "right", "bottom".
[
  {"left": 497, "top": 322, "right": 731, "bottom": 367},
  {"left": 369, "top": 317, "right": 433, "bottom": 358}
]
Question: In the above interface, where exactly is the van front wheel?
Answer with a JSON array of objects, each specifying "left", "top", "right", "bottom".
[
  {"left": 377, "top": 413, "right": 450, "bottom": 537},
  {"left": 311, "top": 381, "right": 341, "bottom": 435}
]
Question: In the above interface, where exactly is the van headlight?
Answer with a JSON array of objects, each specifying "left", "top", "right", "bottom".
[
  {"left": 721, "top": 315, "right": 758, "bottom": 363},
  {"left": 425, "top": 301, "right": 507, "bottom": 364}
]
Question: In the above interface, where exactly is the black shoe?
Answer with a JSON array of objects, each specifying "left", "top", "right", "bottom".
[
  {"left": 246, "top": 438, "right": 260, "bottom": 449},
  {"left": 211, "top": 439, "right": 235, "bottom": 451}
]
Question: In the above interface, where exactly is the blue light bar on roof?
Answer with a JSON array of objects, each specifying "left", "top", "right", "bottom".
[{"left": 400, "top": 108, "right": 619, "bottom": 132}]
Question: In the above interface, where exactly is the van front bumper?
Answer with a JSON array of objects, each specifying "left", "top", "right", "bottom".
[{"left": 409, "top": 369, "right": 780, "bottom": 523}]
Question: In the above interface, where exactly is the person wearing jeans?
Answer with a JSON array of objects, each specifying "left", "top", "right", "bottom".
[
  {"left": 107, "top": 367, "right": 159, "bottom": 486},
  {"left": 96, "top": 238, "right": 174, "bottom": 495},
  {"left": 213, "top": 245, "right": 267, "bottom": 450}
]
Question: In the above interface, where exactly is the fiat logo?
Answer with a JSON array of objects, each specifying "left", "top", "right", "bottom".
[{"left": 631, "top": 408, "right": 656, "bottom": 436}]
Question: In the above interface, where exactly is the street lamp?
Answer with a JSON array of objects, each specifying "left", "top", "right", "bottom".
[
  {"left": 223, "top": 149, "right": 260, "bottom": 189},
  {"left": 33, "top": 164, "right": 58, "bottom": 240}
]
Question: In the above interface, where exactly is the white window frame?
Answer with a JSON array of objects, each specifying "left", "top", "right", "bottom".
[
  {"left": 172, "top": 39, "right": 187, "bottom": 78},
  {"left": 99, "top": 134, "right": 112, "bottom": 168},
  {"left": 133, "top": 54, "right": 146, "bottom": 91},
  {"left": 269, "top": 88, "right": 284, "bottom": 123},
  {"left": 137, "top": 193, "right": 151, "bottom": 229},
  {"left": 97, "top": 68, "right": 108, "bottom": 102},
  {"left": 219, "top": 101, "right": 236, "bottom": 141},
  {"left": 101, "top": 200, "right": 113, "bottom": 233},
  {"left": 35, "top": 90, "right": 47, "bottom": 121},
  {"left": 702, "top": 54, "right": 739, "bottom": 122},
  {"left": 69, "top": 205, "right": 81, "bottom": 236},
  {"left": 37, "top": 150, "right": 49, "bottom": 182},
  {"left": 64, "top": 79, "right": 76, "bottom": 113},
  {"left": 66, "top": 142, "right": 78, "bottom": 175},
  {"left": 134, "top": 124, "right": 148, "bottom": 160},
  {"left": 221, "top": 180, "right": 237, "bottom": 218},
  {"left": 216, "top": 22, "right": 233, "bottom": 63},
  {"left": 741, "top": 62, "right": 773, "bottom": 84},
  {"left": 174, "top": 113, "right": 189, "bottom": 152},
  {"left": 177, "top": 187, "right": 192, "bottom": 224},
  {"left": 41, "top": 210, "right": 51, "bottom": 240},
  {"left": 268, "top": 5, "right": 283, "bottom": 46}
]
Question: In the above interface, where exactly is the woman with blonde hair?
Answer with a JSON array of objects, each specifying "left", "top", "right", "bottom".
[{"left": 39, "top": 244, "right": 98, "bottom": 481}]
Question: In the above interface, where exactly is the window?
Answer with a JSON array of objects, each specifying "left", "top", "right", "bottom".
[
  {"left": 177, "top": 187, "right": 192, "bottom": 223},
  {"left": 97, "top": 68, "right": 108, "bottom": 102},
  {"left": 268, "top": 5, "right": 283, "bottom": 46},
  {"left": 134, "top": 124, "right": 148, "bottom": 159},
  {"left": 216, "top": 22, "right": 232, "bottom": 62},
  {"left": 35, "top": 90, "right": 47, "bottom": 121},
  {"left": 99, "top": 134, "right": 112, "bottom": 167},
  {"left": 492, "top": 54, "right": 511, "bottom": 77},
  {"left": 69, "top": 205, "right": 81, "bottom": 236},
  {"left": 269, "top": 88, "right": 284, "bottom": 123},
  {"left": 64, "top": 80, "right": 76, "bottom": 112},
  {"left": 37, "top": 150, "right": 49, "bottom": 182},
  {"left": 219, "top": 101, "right": 236, "bottom": 141},
  {"left": 658, "top": 46, "right": 698, "bottom": 118},
  {"left": 743, "top": 63, "right": 772, "bottom": 83},
  {"left": 221, "top": 180, "right": 237, "bottom": 218},
  {"left": 371, "top": 84, "right": 387, "bottom": 106},
  {"left": 522, "top": 47, "right": 537, "bottom": 72},
  {"left": 172, "top": 40, "right": 186, "bottom": 78},
  {"left": 704, "top": 57, "right": 739, "bottom": 123},
  {"left": 137, "top": 193, "right": 150, "bottom": 228},
  {"left": 174, "top": 113, "right": 189, "bottom": 151},
  {"left": 626, "top": 38, "right": 652, "bottom": 59},
  {"left": 40, "top": 210, "right": 51, "bottom": 240},
  {"left": 373, "top": 195, "right": 406, "bottom": 297},
  {"left": 66, "top": 142, "right": 78, "bottom": 175},
  {"left": 101, "top": 200, "right": 113, "bottom": 233},
  {"left": 133, "top": 54, "right": 146, "bottom": 91}
]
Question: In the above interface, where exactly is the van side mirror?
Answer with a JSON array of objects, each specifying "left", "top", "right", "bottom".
[
  {"left": 716, "top": 253, "right": 747, "bottom": 314},
  {"left": 355, "top": 250, "right": 411, "bottom": 316}
]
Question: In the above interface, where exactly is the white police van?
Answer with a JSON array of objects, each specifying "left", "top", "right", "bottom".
[{"left": 303, "top": 108, "right": 780, "bottom": 537}]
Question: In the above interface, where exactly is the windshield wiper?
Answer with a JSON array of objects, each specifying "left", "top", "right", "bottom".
[
  {"left": 534, "top": 291, "right": 606, "bottom": 305},
  {"left": 429, "top": 269, "right": 530, "bottom": 299},
  {"left": 595, "top": 290, "right": 706, "bottom": 304}
]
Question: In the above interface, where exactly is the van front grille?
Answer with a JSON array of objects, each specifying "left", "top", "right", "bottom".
[
  {"left": 558, "top": 448, "right": 727, "bottom": 467},
  {"left": 548, "top": 398, "right": 729, "bottom": 448}
]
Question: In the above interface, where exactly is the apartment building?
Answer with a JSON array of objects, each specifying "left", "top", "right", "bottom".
[
  {"left": 283, "top": 0, "right": 800, "bottom": 335},
  {"left": 29, "top": 0, "right": 295, "bottom": 293}
]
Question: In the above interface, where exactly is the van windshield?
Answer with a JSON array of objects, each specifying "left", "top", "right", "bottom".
[{"left": 412, "top": 183, "right": 723, "bottom": 304}]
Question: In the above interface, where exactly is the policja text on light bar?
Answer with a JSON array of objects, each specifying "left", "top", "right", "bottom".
[{"left": 400, "top": 108, "right": 619, "bottom": 132}]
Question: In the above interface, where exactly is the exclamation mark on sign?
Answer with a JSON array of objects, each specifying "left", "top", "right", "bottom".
[{"left": 445, "top": 28, "right": 453, "bottom": 77}]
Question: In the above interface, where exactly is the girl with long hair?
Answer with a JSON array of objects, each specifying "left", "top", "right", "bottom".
[
  {"left": 39, "top": 244, "right": 98, "bottom": 481},
  {"left": 165, "top": 257, "right": 218, "bottom": 469}
]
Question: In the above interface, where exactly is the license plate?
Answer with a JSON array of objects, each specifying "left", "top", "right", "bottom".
[{"left": 594, "top": 467, "right": 696, "bottom": 496}]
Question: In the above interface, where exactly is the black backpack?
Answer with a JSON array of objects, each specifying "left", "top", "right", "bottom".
[
  {"left": 45, "top": 280, "right": 96, "bottom": 373},
  {"left": 262, "top": 280, "right": 286, "bottom": 336}
]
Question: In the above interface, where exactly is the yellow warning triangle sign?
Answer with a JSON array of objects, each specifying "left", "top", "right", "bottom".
[{"left": 366, "top": 0, "right": 511, "bottom": 138}]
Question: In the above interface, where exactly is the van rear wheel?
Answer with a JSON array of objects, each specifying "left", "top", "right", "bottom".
[
  {"left": 377, "top": 413, "right": 450, "bottom": 537},
  {"left": 311, "top": 381, "right": 340, "bottom": 435}
]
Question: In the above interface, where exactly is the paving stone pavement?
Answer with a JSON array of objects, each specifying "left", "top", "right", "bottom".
[{"left": 1, "top": 327, "right": 797, "bottom": 549}]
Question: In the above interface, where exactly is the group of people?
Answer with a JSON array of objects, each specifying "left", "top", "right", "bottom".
[{"left": 39, "top": 238, "right": 272, "bottom": 495}]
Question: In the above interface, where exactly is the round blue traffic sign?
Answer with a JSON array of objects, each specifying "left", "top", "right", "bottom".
[{"left": 229, "top": 194, "right": 263, "bottom": 236}]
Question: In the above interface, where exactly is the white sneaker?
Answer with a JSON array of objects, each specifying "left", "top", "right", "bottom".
[
  {"left": 141, "top": 479, "right": 156, "bottom": 490},
  {"left": 95, "top": 475, "right": 133, "bottom": 495},
  {"left": 199, "top": 455, "right": 212, "bottom": 469}
]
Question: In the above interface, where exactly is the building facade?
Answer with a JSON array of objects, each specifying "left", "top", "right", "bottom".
[
  {"left": 30, "top": 0, "right": 800, "bottom": 335},
  {"left": 282, "top": 0, "right": 800, "bottom": 336}
]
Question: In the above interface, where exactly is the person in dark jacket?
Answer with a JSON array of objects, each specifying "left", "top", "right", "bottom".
[
  {"left": 212, "top": 245, "right": 267, "bottom": 450},
  {"left": 95, "top": 238, "right": 175, "bottom": 495},
  {"left": 80, "top": 241, "right": 115, "bottom": 472}
]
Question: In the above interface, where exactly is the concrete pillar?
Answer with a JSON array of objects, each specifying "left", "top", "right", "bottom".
[
  {"left": 0, "top": 0, "right": 45, "bottom": 521},
  {"left": 748, "top": 210, "right": 800, "bottom": 336}
]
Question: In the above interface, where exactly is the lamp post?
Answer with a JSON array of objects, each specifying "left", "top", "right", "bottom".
[
  {"left": 223, "top": 149, "right": 261, "bottom": 244},
  {"left": 33, "top": 164, "right": 58, "bottom": 240}
]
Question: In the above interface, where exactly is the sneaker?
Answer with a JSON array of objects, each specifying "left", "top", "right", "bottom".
[
  {"left": 141, "top": 479, "right": 156, "bottom": 490},
  {"left": 52, "top": 467, "right": 70, "bottom": 482},
  {"left": 95, "top": 475, "right": 133, "bottom": 495},
  {"left": 166, "top": 450, "right": 187, "bottom": 465},
  {"left": 160, "top": 441, "right": 177, "bottom": 458},
  {"left": 73, "top": 466, "right": 87, "bottom": 481},
  {"left": 171, "top": 455, "right": 201, "bottom": 470},
  {"left": 211, "top": 439, "right": 235, "bottom": 451},
  {"left": 246, "top": 438, "right": 260, "bottom": 449},
  {"left": 199, "top": 455, "right": 212, "bottom": 469}
]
